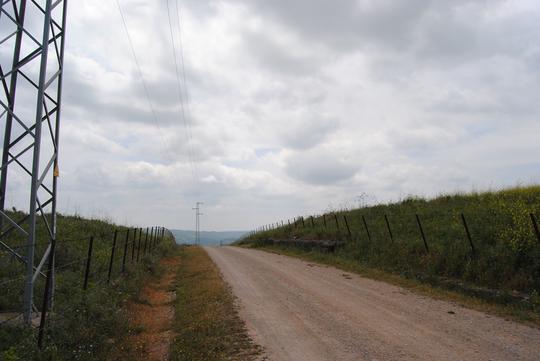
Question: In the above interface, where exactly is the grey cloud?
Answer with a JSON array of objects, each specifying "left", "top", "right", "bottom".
[
  {"left": 235, "top": 0, "right": 535, "bottom": 74},
  {"left": 285, "top": 150, "right": 358, "bottom": 185},
  {"left": 63, "top": 69, "right": 186, "bottom": 127},
  {"left": 414, "top": 4, "right": 540, "bottom": 66},
  {"left": 386, "top": 125, "right": 462, "bottom": 159},
  {"left": 175, "top": 0, "right": 221, "bottom": 18},
  {"left": 241, "top": 29, "right": 323, "bottom": 77},
  {"left": 280, "top": 115, "right": 339, "bottom": 150},
  {"left": 233, "top": 0, "right": 432, "bottom": 51}
]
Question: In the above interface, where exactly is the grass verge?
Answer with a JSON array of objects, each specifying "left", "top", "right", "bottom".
[{"left": 170, "top": 245, "right": 261, "bottom": 361}]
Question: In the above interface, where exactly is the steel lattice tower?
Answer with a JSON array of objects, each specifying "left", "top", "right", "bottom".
[{"left": 0, "top": 0, "right": 68, "bottom": 324}]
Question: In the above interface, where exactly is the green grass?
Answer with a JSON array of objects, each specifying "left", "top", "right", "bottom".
[
  {"left": 238, "top": 186, "right": 540, "bottom": 313},
  {"left": 171, "top": 246, "right": 261, "bottom": 361},
  {"left": 0, "top": 211, "right": 177, "bottom": 361}
]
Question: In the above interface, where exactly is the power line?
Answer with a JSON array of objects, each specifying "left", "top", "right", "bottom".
[
  {"left": 165, "top": 0, "right": 197, "bottom": 183},
  {"left": 115, "top": 0, "right": 161, "bottom": 133},
  {"left": 115, "top": 0, "right": 177, "bottom": 167},
  {"left": 174, "top": 0, "right": 199, "bottom": 182}
]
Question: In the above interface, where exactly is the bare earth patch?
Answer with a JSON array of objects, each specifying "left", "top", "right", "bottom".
[{"left": 127, "top": 257, "right": 180, "bottom": 361}]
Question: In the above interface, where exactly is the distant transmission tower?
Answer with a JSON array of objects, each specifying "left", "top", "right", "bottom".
[
  {"left": 0, "top": 0, "right": 68, "bottom": 324},
  {"left": 192, "top": 202, "right": 203, "bottom": 244}
]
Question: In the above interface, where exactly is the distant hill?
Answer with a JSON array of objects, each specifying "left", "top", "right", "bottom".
[{"left": 171, "top": 229, "right": 247, "bottom": 246}]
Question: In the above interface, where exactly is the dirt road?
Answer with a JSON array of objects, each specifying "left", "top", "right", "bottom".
[{"left": 205, "top": 246, "right": 540, "bottom": 361}]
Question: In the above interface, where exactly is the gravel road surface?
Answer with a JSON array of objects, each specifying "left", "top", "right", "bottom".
[{"left": 205, "top": 246, "right": 540, "bottom": 361}]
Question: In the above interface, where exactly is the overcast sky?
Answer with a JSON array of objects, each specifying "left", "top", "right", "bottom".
[{"left": 8, "top": 0, "right": 540, "bottom": 230}]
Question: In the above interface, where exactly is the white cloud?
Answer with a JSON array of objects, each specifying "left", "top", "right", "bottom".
[{"left": 5, "top": 0, "right": 539, "bottom": 230}]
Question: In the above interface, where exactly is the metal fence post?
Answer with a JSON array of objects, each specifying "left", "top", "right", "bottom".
[
  {"left": 384, "top": 214, "right": 394, "bottom": 243},
  {"left": 310, "top": 216, "right": 315, "bottom": 227},
  {"left": 83, "top": 236, "right": 94, "bottom": 290},
  {"left": 415, "top": 214, "right": 429, "bottom": 253},
  {"left": 131, "top": 228, "right": 136, "bottom": 262},
  {"left": 323, "top": 214, "right": 327, "bottom": 228},
  {"left": 136, "top": 228, "right": 142, "bottom": 262},
  {"left": 531, "top": 213, "right": 540, "bottom": 244},
  {"left": 461, "top": 213, "right": 476, "bottom": 255},
  {"left": 301, "top": 217, "right": 305, "bottom": 228},
  {"left": 362, "top": 215, "right": 372, "bottom": 242},
  {"left": 122, "top": 229, "right": 129, "bottom": 273},
  {"left": 343, "top": 215, "right": 352, "bottom": 237},
  {"left": 37, "top": 238, "right": 56, "bottom": 348},
  {"left": 143, "top": 227, "right": 149, "bottom": 255},
  {"left": 107, "top": 229, "right": 118, "bottom": 283}
]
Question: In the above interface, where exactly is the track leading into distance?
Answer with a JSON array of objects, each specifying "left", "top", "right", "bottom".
[{"left": 205, "top": 246, "right": 540, "bottom": 361}]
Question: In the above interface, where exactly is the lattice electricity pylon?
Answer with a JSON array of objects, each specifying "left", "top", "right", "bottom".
[{"left": 0, "top": 0, "right": 68, "bottom": 324}]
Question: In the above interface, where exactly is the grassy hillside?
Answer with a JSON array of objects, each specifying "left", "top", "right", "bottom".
[
  {"left": 239, "top": 186, "right": 540, "bottom": 304},
  {"left": 0, "top": 212, "right": 176, "bottom": 361}
]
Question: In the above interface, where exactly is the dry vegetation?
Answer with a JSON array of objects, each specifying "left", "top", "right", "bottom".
[{"left": 170, "top": 246, "right": 261, "bottom": 361}]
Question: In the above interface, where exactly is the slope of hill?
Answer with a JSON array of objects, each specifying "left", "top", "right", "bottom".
[
  {"left": 171, "top": 229, "right": 247, "bottom": 246},
  {"left": 0, "top": 211, "right": 176, "bottom": 361},
  {"left": 239, "top": 186, "right": 540, "bottom": 301}
]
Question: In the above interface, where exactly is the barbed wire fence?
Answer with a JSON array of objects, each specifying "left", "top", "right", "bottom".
[
  {"left": 250, "top": 211, "right": 540, "bottom": 254},
  {"left": 246, "top": 209, "right": 540, "bottom": 296},
  {"left": 0, "top": 225, "right": 173, "bottom": 349}
]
